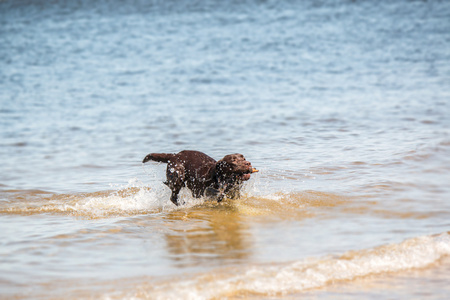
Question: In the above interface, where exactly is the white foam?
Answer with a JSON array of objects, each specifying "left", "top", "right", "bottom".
[{"left": 73, "top": 189, "right": 161, "bottom": 217}]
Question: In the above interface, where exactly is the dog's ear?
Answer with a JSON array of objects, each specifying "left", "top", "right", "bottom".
[
  {"left": 215, "top": 160, "right": 227, "bottom": 172},
  {"left": 215, "top": 160, "right": 232, "bottom": 176}
]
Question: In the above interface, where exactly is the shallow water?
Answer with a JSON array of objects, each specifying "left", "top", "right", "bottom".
[{"left": 1, "top": 0, "right": 450, "bottom": 299}]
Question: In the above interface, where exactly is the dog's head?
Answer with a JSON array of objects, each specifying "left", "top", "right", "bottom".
[{"left": 215, "top": 153, "right": 255, "bottom": 181}]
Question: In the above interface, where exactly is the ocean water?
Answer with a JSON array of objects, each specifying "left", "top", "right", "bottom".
[{"left": 1, "top": 0, "right": 450, "bottom": 299}]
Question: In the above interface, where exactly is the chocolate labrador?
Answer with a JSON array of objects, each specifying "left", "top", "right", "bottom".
[{"left": 142, "top": 150, "right": 258, "bottom": 205}]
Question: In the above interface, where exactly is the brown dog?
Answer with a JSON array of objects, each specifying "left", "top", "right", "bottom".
[{"left": 142, "top": 150, "right": 258, "bottom": 205}]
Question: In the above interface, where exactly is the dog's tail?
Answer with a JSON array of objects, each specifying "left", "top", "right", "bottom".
[{"left": 142, "top": 153, "right": 176, "bottom": 164}]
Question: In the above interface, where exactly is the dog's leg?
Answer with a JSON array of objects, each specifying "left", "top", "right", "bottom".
[
  {"left": 216, "top": 182, "right": 229, "bottom": 203},
  {"left": 166, "top": 163, "right": 185, "bottom": 206},
  {"left": 205, "top": 187, "right": 219, "bottom": 197},
  {"left": 170, "top": 189, "right": 181, "bottom": 206},
  {"left": 225, "top": 182, "right": 243, "bottom": 199}
]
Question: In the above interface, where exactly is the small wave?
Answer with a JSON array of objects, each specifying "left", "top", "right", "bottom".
[
  {"left": 0, "top": 169, "right": 340, "bottom": 218},
  {"left": 118, "top": 232, "right": 450, "bottom": 299},
  {"left": 0, "top": 179, "right": 180, "bottom": 218},
  {"left": 0, "top": 183, "right": 348, "bottom": 219},
  {"left": 2, "top": 178, "right": 279, "bottom": 218},
  {"left": 2, "top": 184, "right": 429, "bottom": 221},
  {"left": 0, "top": 189, "right": 159, "bottom": 218}
]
